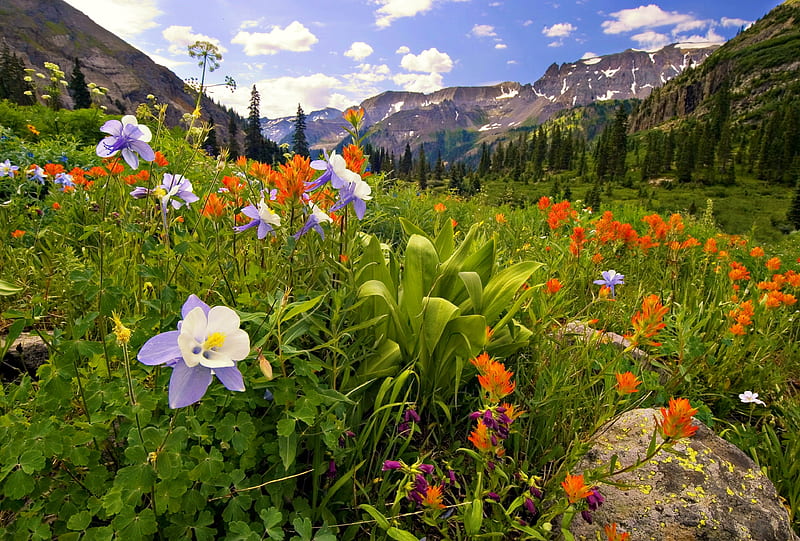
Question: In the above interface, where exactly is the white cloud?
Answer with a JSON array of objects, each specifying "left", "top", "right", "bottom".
[
  {"left": 602, "top": 5, "right": 694, "bottom": 34},
  {"left": 581, "top": 51, "right": 598, "bottom": 59},
  {"left": 162, "top": 26, "right": 226, "bottom": 57},
  {"left": 395, "top": 45, "right": 411, "bottom": 54},
  {"left": 677, "top": 27, "right": 725, "bottom": 44},
  {"left": 673, "top": 20, "right": 708, "bottom": 34},
  {"left": 63, "top": 0, "right": 161, "bottom": 39},
  {"left": 495, "top": 43, "right": 508, "bottom": 49},
  {"left": 721, "top": 17, "right": 752, "bottom": 28},
  {"left": 373, "top": 0, "right": 467, "bottom": 27},
  {"left": 489, "top": 1, "right": 502, "bottom": 6},
  {"left": 471, "top": 24, "right": 497, "bottom": 37},
  {"left": 239, "top": 19, "right": 262, "bottom": 29},
  {"left": 232, "top": 21, "right": 318, "bottom": 56},
  {"left": 507, "top": 59, "right": 518, "bottom": 64},
  {"left": 344, "top": 42, "right": 374, "bottom": 61},
  {"left": 400, "top": 48, "right": 453, "bottom": 73},
  {"left": 547, "top": 40, "right": 564, "bottom": 47},
  {"left": 145, "top": 53, "right": 190, "bottom": 70},
  {"left": 542, "top": 22, "right": 576, "bottom": 37},
  {"left": 522, "top": 19, "right": 534, "bottom": 26},
  {"left": 631, "top": 31, "right": 671, "bottom": 50},
  {"left": 347, "top": 63, "right": 391, "bottom": 83},
  {"left": 393, "top": 72, "right": 445, "bottom": 93}
]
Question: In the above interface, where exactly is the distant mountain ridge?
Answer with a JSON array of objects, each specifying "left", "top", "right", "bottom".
[{"left": 264, "top": 43, "right": 720, "bottom": 158}]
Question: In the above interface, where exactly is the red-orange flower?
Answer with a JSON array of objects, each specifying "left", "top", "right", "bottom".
[
  {"left": 478, "top": 361, "right": 516, "bottom": 402},
  {"left": 537, "top": 196, "right": 551, "bottom": 211},
  {"left": 629, "top": 294, "right": 668, "bottom": 347},
  {"left": 495, "top": 213, "right": 507, "bottom": 224},
  {"left": 615, "top": 371, "right": 641, "bottom": 394},
  {"left": 343, "top": 144, "right": 370, "bottom": 177},
  {"left": 343, "top": 107, "right": 365, "bottom": 128},
  {"left": 569, "top": 226, "right": 586, "bottom": 256},
  {"left": 274, "top": 154, "right": 314, "bottom": 204},
  {"left": 750, "top": 246, "right": 765, "bottom": 257},
  {"left": 450, "top": 218, "right": 458, "bottom": 228},
  {"left": 765, "top": 257, "right": 781, "bottom": 271},
  {"left": 728, "top": 261, "right": 750, "bottom": 282},
  {"left": 703, "top": 238, "right": 718, "bottom": 254},
  {"left": 154, "top": 151, "right": 169, "bottom": 167},
  {"left": 729, "top": 323, "right": 746, "bottom": 336},
  {"left": 561, "top": 473, "right": 592, "bottom": 504},
  {"left": 421, "top": 484, "right": 445, "bottom": 509},
  {"left": 434, "top": 202, "right": 447, "bottom": 213},
  {"left": 43, "top": 163, "right": 64, "bottom": 178},
  {"left": 201, "top": 193, "right": 228, "bottom": 219},
  {"left": 86, "top": 166, "right": 108, "bottom": 178},
  {"left": 545, "top": 278, "right": 563, "bottom": 294},
  {"left": 470, "top": 352, "right": 494, "bottom": 375},
  {"left": 51, "top": 202, "right": 61, "bottom": 210},
  {"left": 468, "top": 420, "right": 492, "bottom": 451},
  {"left": 547, "top": 200, "right": 576, "bottom": 229},
  {"left": 604, "top": 523, "right": 631, "bottom": 541},
  {"left": 103, "top": 158, "right": 124, "bottom": 175},
  {"left": 248, "top": 161, "right": 274, "bottom": 182},
  {"left": 11, "top": 229, "right": 25, "bottom": 238},
  {"left": 657, "top": 398, "right": 698, "bottom": 440}
]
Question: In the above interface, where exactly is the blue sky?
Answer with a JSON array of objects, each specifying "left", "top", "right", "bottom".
[{"left": 63, "top": 0, "right": 782, "bottom": 119}]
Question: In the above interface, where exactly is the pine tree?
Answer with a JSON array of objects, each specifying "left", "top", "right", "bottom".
[
  {"left": 205, "top": 115, "right": 220, "bottom": 157},
  {"left": 0, "top": 45, "right": 34, "bottom": 105},
  {"left": 434, "top": 151, "right": 444, "bottom": 182},
  {"left": 245, "top": 85, "right": 264, "bottom": 161},
  {"left": 417, "top": 144, "right": 428, "bottom": 190},
  {"left": 400, "top": 143, "right": 413, "bottom": 179},
  {"left": 788, "top": 180, "right": 800, "bottom": 230},
  {"left": 477, "top": 142, "right": 491, "bottom": 178},
  {"left": 227, "top": 110, "right": 241, "bottom": 159},
  {"left": 68, "top": 58, "right": 91, "bottom": 109},
  {"left": 292, "top": 103, "right": 309, "bottom": 157}
]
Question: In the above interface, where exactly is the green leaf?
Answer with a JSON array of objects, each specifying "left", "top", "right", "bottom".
[
  {"left": 227, "top": 521, "right": 260, "bottom": 541},
  {"left": 66, "top": 510, "right": 92, "bottom": 531},
  {"left": 434, "top": 219, "right": 455, "bottom": 260},
  {"left": 464, "top": 498, "right": 483, "bottom": 536},
  {"left": 458, "top": 271, "right": 484, "bottom": 314},
  {"left": 481, "top": 261, "right": 542, "bottom": 322},
  {"left": 418, "top": 297, "right": 459, "bottom": 363},
  {"left": 18, "top": 448, "right": 44, "bottom": 474},
  {"left": 292, "top": 517, "right": 313, "bottom": 541},
  {"left": 358, "top": 504, "right": 391, "bottom": 530},
  {"left": 277, "top": 418, "right": 296, "bottom": 437},
  {"left": 278, "top": 432, "right": 298, "bottom": 471},
  {"left": 386, "top": 527, "right": 419, "bottom": 541},
  {"left": 280, "top": 295, "right": 324, "bottom": 324},
  {"left": 0, "top": 279, "right": 22, "bottom": 295},
  {"left": 4, "top": 468, "right": 34, "bottom": 499},
  {"left": 400, "top": 234, "right": 440, "bottom": 326}
]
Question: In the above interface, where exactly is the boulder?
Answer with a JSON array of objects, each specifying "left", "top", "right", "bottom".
[
  {"left": 569, "top": 408, "right": 798, "bottom": 541},
  {"left": 1, "top": 332, "right": 49, "bottom": 380}
]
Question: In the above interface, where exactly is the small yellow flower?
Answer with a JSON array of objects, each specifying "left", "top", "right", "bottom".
[{"left": 111, "top": 312, "right": 132, "bottom": 345}]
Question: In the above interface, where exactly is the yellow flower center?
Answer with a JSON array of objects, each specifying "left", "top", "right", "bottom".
[
  {"left": 203, "top": 332, "right": 226, "bottom": 350},
  {"left": 153, "top": 187, "right": 167, "bottom": 198}
]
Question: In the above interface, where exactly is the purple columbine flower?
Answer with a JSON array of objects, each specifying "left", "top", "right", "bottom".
[
  {"left": 403, "top": 408, "right": 421, "bottom": 423},
  {"left": 27, "top": 165, "right": 46, "bottom": 184},
  {"left": 130, "top": 186, "right": 150, "bottom": 199},
  {"left": 308, "top": 150, "right": 359, "bottom": 191},
  {"left": 524, "top": 497, "right": 537, "bottom": 515},
  {"left": 54, "top": 173, "right": 75, "bottom": 190},
  {"left": 137, "top": 294, "right": 251, "bottom": 408},
  {"left": 156, "top": 173, "right": 199, "bottom": 211},
  {"left": 95, "top": 115, "right": 155, "bottom": 169},
  {"left": 330, "top": 173, "right": 372, "bottom": 220},
  {"left": 234, "top": 195, "right": 281, "bottom": 239},
  {"left": 0, "top": 159, "right": 20, "bottom": 178},
  {"left": 593, "top": 269, "right": 625, "bottom": 298},
  {"left": 293, "top": 204, "right": 332, "bottom": 240},
  {"left": 418, "top": 463, "right": 434, "bottom": 475}
]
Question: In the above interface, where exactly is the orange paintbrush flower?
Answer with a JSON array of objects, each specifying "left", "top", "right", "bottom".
[
  {"left": 615, "top": 371, "right": 641, "bottom": 394},
  {"left": 468, "top": 420, "right": 492, "bottom": 451},
  {"left": 537, "top": 196, "right": 551, "bottom": 210},
  {"left": 422, "top": 484, "right": 445, "bottom": 509},
  {"left": 545, "top": 278, "right": 563, "bottom": 294},
  {"left": 495, "top": 213, "right": 507, "bottom": 224},
  {"left": 274, "top": 154, "right": 314, "bottom": 204},
  {"left": 434, "top": 202, "right": 447, "bottom": 213},
  {"left": 657, "top": 397, "right": 698, "bottom": 440},
  {"left": 749, "top": 246, "right": 765, "bottom": 257},
  {"left": 561, "top": 473, "right": 592, "bottom": 504},
  {"left": 469, "top": 352, "right": 494, "bottom": 375},
  {"left": 629, "top": 294, "right": 668, "bottom": 347},
  {"left": 11, "top": 229, "right": 25, "bottom": 238},
  {"left": 343, "top": 144, "right": 370, "bottom": 177},
  {"left": 728, "top": 261, "right": 750, "bottom": 282},
  {"left": 765, "top": 257, "right": 781, "bottom": 271},
  {"left": 201, "top": 193, "right": 228, "bottom": 219},
  {"left": 604, "top": 523, "right": 631, "bottom": 541},
  {"left": 343, "top": 106, "right": 365, "bottom": 128},
  {"left": 478, "top": 361, "right": 516, "bottom": 402},
  {"left": 154, "top": 151, "right": 169, "bottom": 167}
]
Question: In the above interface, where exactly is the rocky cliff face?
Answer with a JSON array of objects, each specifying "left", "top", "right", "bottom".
[
  {"left": 1, "top": 0, "right": 235, "bottom": 138},
  {"left": 263, "top": 43, "right": 719, "bottom": 158}
]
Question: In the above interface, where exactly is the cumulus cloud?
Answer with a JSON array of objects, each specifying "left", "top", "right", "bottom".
[
  {"left": 373, "top": 0, "right": 468, "bottom": 27},
  {"left": 400, "top": 48, "right": 453, "bottom": 73},
  {"left": 162, "top": 26, "right": 226, "bottom": 56},
  {"left": 232, "top": 21, "right": 318, "bottom": 56},
  {"left": 344, "top": 42, "right": 374, "bottom": 61},
  {"left": 522, "top": 19, "right": 534, "bottom": 26},
  {"left": 631, "top": 30, "right": 671, "bottom": 50},
  {"left": 507, "top": 59, "right": 518, "bottom": 64},
  {"left": 602, "top": 5, "right": 693, "bottom": 34},
  {"left": 63, "top": 0, "right": 161, "bottom": 39},
  {"left": 395, "top": 45, "right": 411, "bottom": 54},
  {"left": 470, "top": 24, "right": 497, "bottom": 37},
  {"left": 542, "top": 22, "right": 576, "bottom": 37},
  {"left": 393, "top": 72, "right": 445, "bottom": 93},
  {"left": 721, "top": 17, "right": 752, "bottom": 28},
  {"left": 238, "top": 19, "right": 262, "bottom": 29},
  {"left": 495, "top": 43, "right": 507, "bottom": 49},
  {"left": 581, "top": 51, "right": 598, "bottom": 59}
]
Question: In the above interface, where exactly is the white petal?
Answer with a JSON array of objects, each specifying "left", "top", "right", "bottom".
[
  {"left": 181, "top": 306, "right": 209, "bottom": 343},
  {"left": 137, "top": 124, "right": 153, "bottom": 143},
  {"left": 206, "top": 305, "right": 241, "bottom": 336},
  {"left": 218, "top": 328, "right": 251, "bottom": 361},
  {"left": 198, "top": 351, "right": 235, "bottom": 369},
  {"left": 121, "top": 115, "right": 138, "bottom": 126},
  {"left": 177, "top": 334, "right": 203, "bottom": 367}
]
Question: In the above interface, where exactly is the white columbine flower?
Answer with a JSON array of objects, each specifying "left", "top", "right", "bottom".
[{"left": 738, "top": 391, "right": 766, "bottom": 406}]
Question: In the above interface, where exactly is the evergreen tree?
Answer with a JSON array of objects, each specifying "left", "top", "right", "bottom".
[
  {"left": 434, "top": 151, "right": 444, "bottom": 182},
  {"left": 417, "top": 144, "right": 428, "bottom": 190},
  {"left": 204, "top": 115, "right": 220, "bottom": 157},
  {"left": 68, "top": 58, "right": 91, "bottom": 109},
  {"left": 292, "top": 103, "right": 309, "bottom": 157},
  {"left": 245, "top": 85, "right": 264, "bottom": 161},
  {"left": 227, "top": 110, "right": 241, "bottom": 159},
  {"left": 0, "top": 44, "right": 34, "bottom": 105},
  {"left": 609, "top": 106, "right": 628, "bottom": 179},
  {"left": 477, "top": 142, "right": 491, "bottom": 178},
  {"left": 400, "top": 143, "right": 413, "bottom": 179}
]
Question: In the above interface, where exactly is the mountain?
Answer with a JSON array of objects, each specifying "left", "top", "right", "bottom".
[
  {"left": 630, "top": 0, "right": 800, "bottom": 131},
  {"left": 263, "top": 43, "right": 720, "bottom": 159},
  {"left": 1, "top": 0, "right": 236, "bottom": 138}
]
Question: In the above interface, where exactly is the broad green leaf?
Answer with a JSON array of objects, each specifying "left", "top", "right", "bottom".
[
  {"left": 278, "top": 432, "right": 298, "bottom": 470},
  {"left": 358, "top": 504, "right": 391, "bottom": 530},
  {"left": 464, "top": 498, "right": 483, "bottom": 536},
  {"left": 457, "top": 271, "right": 484, "bottom": 314},
  {"left": 0, "top": 279, "right": 21, "bottom": 295},
  {"left": 387, "top": 527, "right": 419, "bottom": 541},
  {"left": 277, "top": 418, "right": 296, "bottom": 437},
  {"left": 399, "top": 217, "right": 427, "bottom": 238},
  {"left": 66, "top": 510, "right": 92, "bottom": 531},
  {"left": 434, "top": 219, "right": 455, "bottom": 260},
  {"left": 280, "top": 295, "right": 323, "bottom": 324},
  {"left": 482, "top": 261, "right": 542, "bottom": 322},
  {"left": 400, "top": 234, "right": 440, "bottom": 327},
  {"left": 418, "top": 297, "right": 459, "bottom": 364}
]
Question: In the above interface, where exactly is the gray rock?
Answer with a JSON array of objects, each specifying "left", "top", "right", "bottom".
[
  {"left": 1, "top": 332, "right": 49, "bottom": 380},
  {"left": 569, "top": 408, "right": 798, "bottom": 541}
]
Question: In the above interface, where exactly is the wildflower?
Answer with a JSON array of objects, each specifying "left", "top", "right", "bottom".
[
  {"left": 26, "top": 124, "right": 39, "bottom": 136},
  {"left": 656, "top": 397, "right": 698, "bottom": 440},
  {"left": 434, "top": 202, "right": 447, "bottom": 213},
  {"left": 110, "top": 312, "right": 132, "bottom": 345},
  {"left": 604, "top": 523, "right": 631, "bottom": 541},
  {"left": 629, "top": 294, "right": 668, "bottom": 347},
  {"left": 201, "top": 193, "right": 228, "bottom": 219},
  {"left": 593, "top": 269, "right": 624, "bottom": 298},
  {"left": 561, "top": 473, "right": 592, "bottom": 504},
  {"left": 330, "top": 171, "right": 372, "bottom": 219},
  {"left": 569, "top": 226, "right": 587, "bottom": 256},
  {"left": 495, "top": 213, "right": 506, "bottom": 224},
  {"left": 738, "top": 391, "right": 765, "bottom": 406},
  {"left": 703, "top": 238, "right": 718, "bottom": 254},
  {"left": 11, "top": 229, "right": 25, "bottom": 238},
  {"left": 0, "top": 159, "right": 19, "bottom": 177},
  {"left": 274, "top": 154, "right": 315, "bottom": 204},
  {"left": 750, "top": 246, "right": 765, "bottom": 257},
  {"left": 523, "top": 498, "right": 537, "bottom": 515},
  {"left": 591, "top": 252, "right": 604, "bottom": 264},
  {"left": 546, "top": 200, "right": 576, "bottom": 229},
  {"left": 156, "top": 173, "right": 199, "bottom": 210},
  {"left": 421, "top": 484, "right": 445, "bottom": 509},
  {"left": 545, "top": 278, "right": 563, "bottom": 294},
  {"left": 343, "top": 106, "right": 365, "bottom": 129},
  {"left": 137, "top": 294, "right": 250, "bottom": 408},
  {"left": 765, "top": 257, "right": 781, "bottom": 271},
  {"left": 293, "top": 204, "right": 332, "bottom": 240},
  {"left": 477, "top": 360, "right": 516, "bottom": 402},
  {"left": 26, "top": 164, "right": 46, "bottom": 184},
  {"left": 308, "top": 149, "right": 359, "bottom": 191},
  {"left": 343, "top": 144, "right": 370, "bottom": 176},
  {"left": 587, "top": 488, "right": 604, "bottom": 510},
  {"left": 537, "top": 196, "right": 551, "bottom": 210},
  {"left": 52, "top": 202, "right": 61, "bottom": 210},
  {"left": 728, "top": 261, "right": 750, "bottom": 281},
  {"left": 154, "top": 151, "right": 169, "bottom": 167},
  {"left": 450, "top": 218, "right": 457, "bottom": 228},
  {"left": 234, "top": 195, "right": 281, "bottom": 239},
  {"left": 96, "top": 115, "right": 155, "bottom": 169},
  {"left": 54, "top": 172, "right": 75, "bottom": 190},
  {"left": 615, "top": 372, "right": 641, "bottom": 394},
  {"left": 470, "top": 352, "right": 494, "bottom": 374},
  {"left": 468, "top": 420, "right": 493, "bottom": 451},
  {"left": 729, "top": 323, "right": 746, "bottom": 336},
  {"left": 382, "top": 460, "right": 405, "bottom": 471}
]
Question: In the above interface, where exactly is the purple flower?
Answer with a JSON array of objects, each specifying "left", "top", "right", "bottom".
[
  {"left": 593, "top": 269, "right": 625, "bottom": 298},
  {"left": 486, "top": 492, "right": 500, "bottom": 502},
  {"left": 330, "top": 174, "right": 372, "bottom": 220},
  {"left": 95, "top": 115, "right": 155, "bottom": 169},
  {"left": 234, "top": 195, "right": 281, "bottom": 239},
  {"left": 156, "top": 173, "right": 199, "bottom": 211},
  {"left": 587, "top": 488, "right": 604, "bottom": 511},
  {"left": 293, "top": 204, "right": 332, "bottom": 240},
  {"left": 308, "top": 150, "right": 358, "bottom": 191},
  {"left": 382, "top": 460, "right": 404, "bottom": 471},
  {"left": 327, "top": 460, "right": 337, "bottom": 479},
  {"left": 130, "top": 186, "right": 150, "bottom": 199},
  {"left": 403, "top": 408, "right": 420, "bottom": 423},
  {"left": 0, "top": 159, "right": 20, "bottom": 178},
  {"left": 418, "top": 463, "right": 434, "bottom": 475},
  {"left": 524, "top": 497, "right": 537, "bottom": 515},
  {"left": 137, "top": 294, "right": 251, "bottom": 408},
  {"left": 26, "top": 165, "right": 46, "bottom": 184},
  {"left": 54, "top": 173, "right": 75, "bottom": 190}
]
